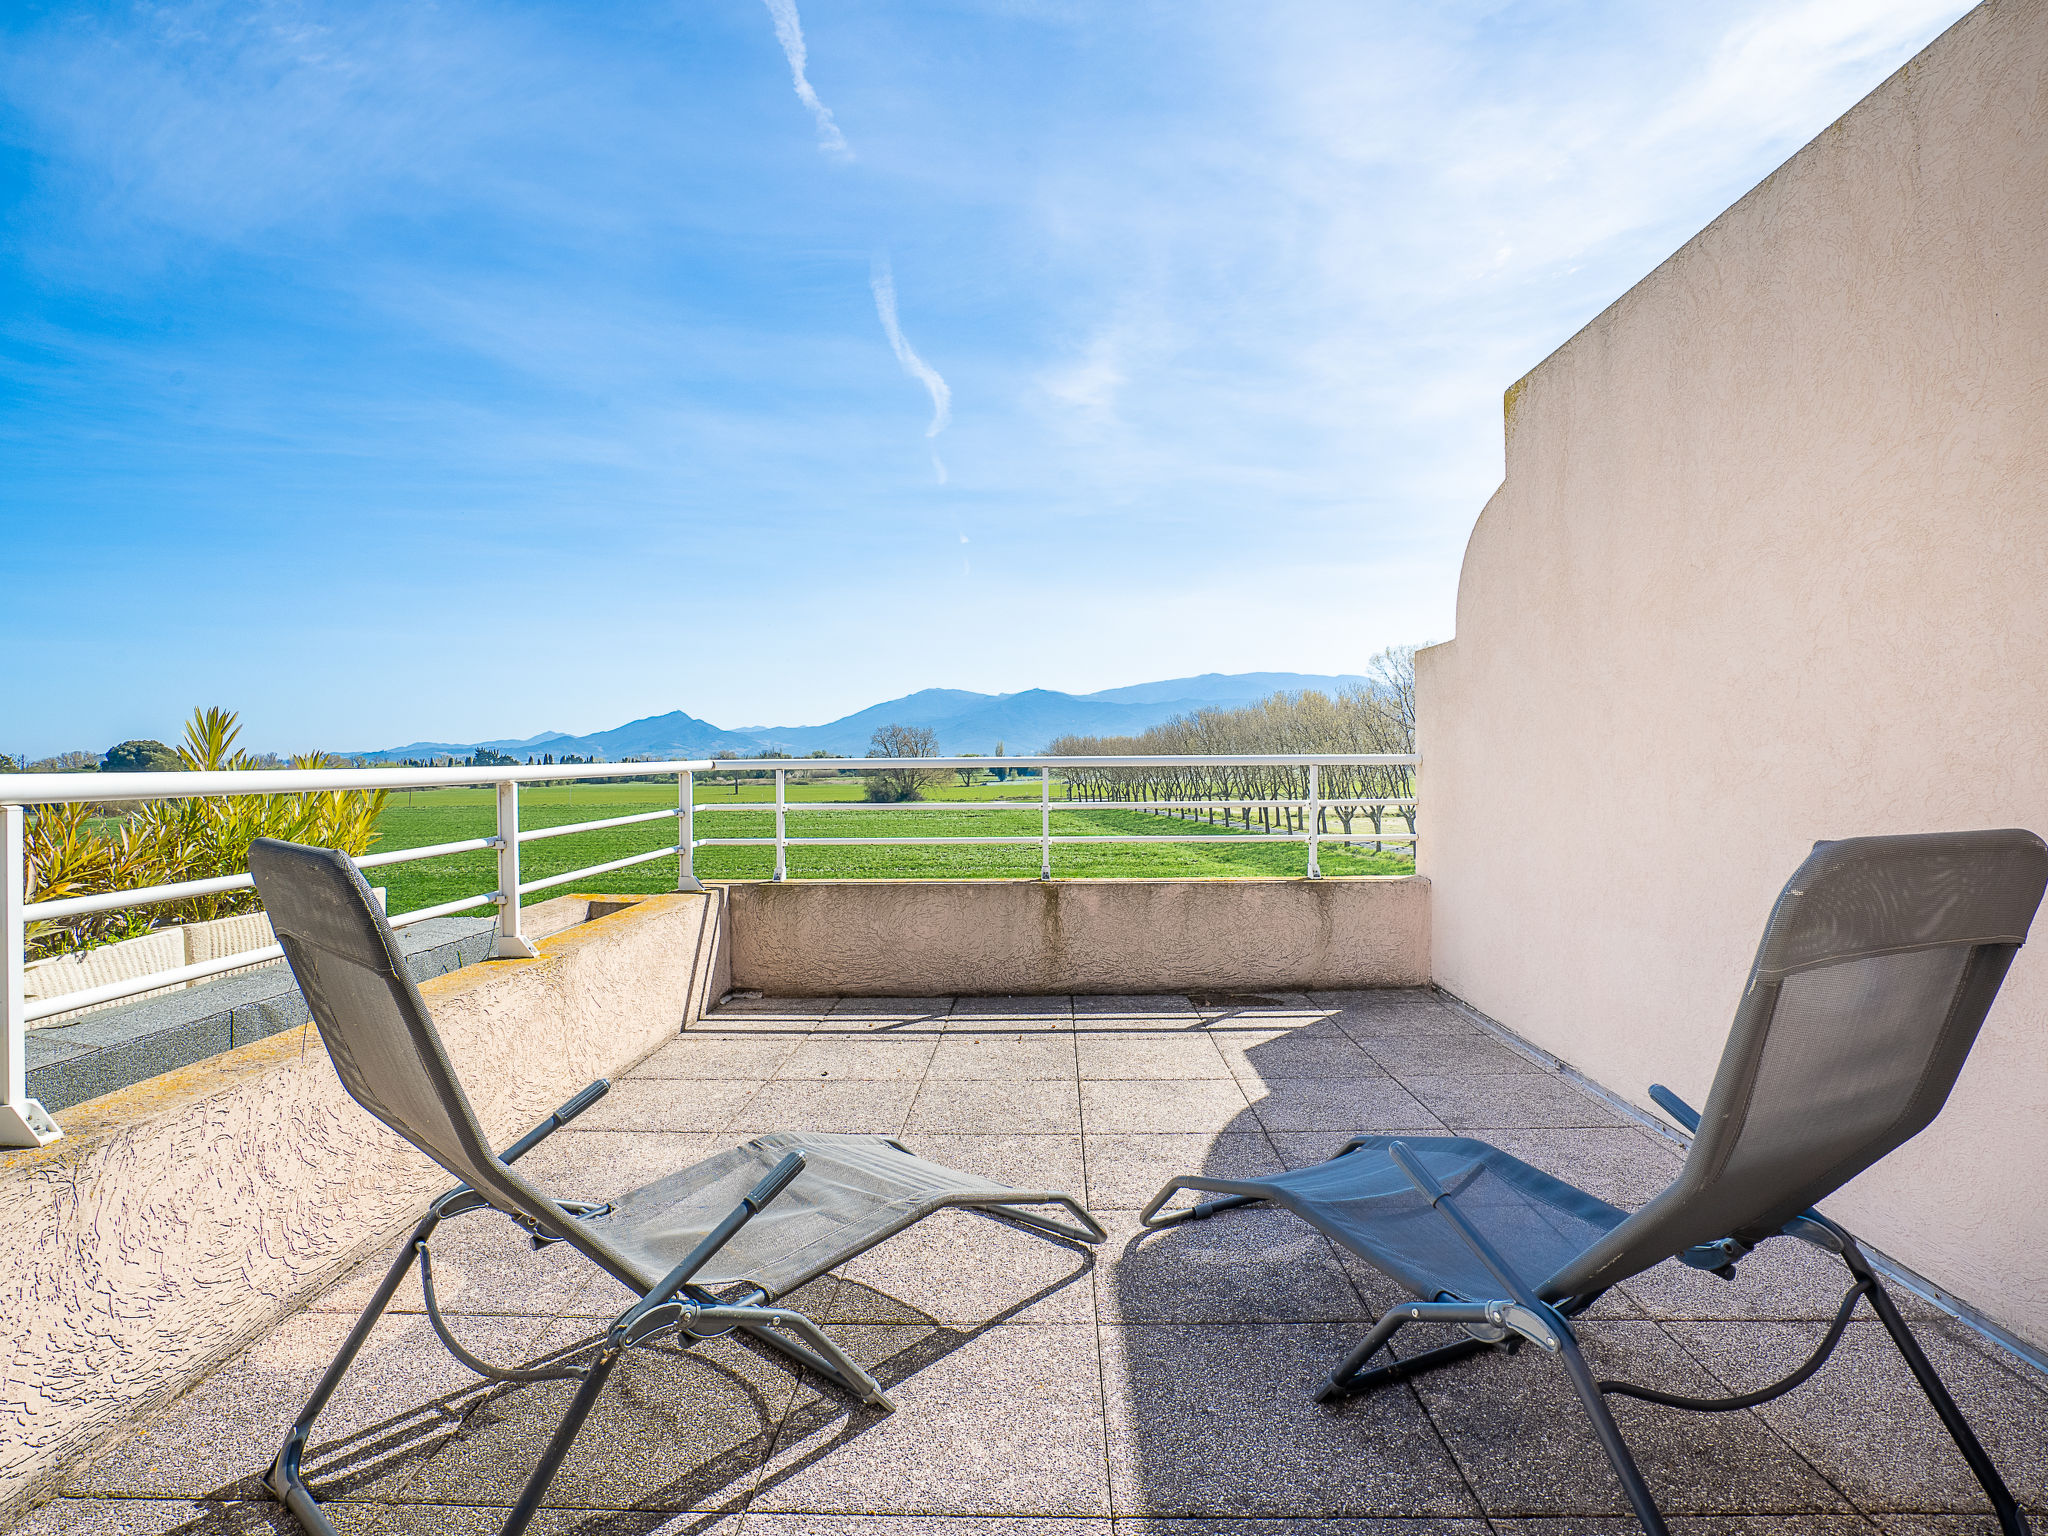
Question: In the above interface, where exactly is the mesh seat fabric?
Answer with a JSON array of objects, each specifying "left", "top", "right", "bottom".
[
  {"left": 1181, "top": 830, "right": 2045, "bottom": 1311},
  {"left": 591, "top": 1132, "right": 1024, "bottom": 1297},
  {"left": 247, "top": 837, "right": 1076, "bottom": 1304},
  {"left": 1196, "top": 1136, "right": 1628, "bottom": 1303}
]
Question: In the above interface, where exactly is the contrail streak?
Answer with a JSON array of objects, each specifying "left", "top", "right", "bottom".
[
  {"left": 761, "top": 0, "right": 850, "bottom": 159},
  {"left": 871, "top": 258, "right": 952, "bottom": 439}
]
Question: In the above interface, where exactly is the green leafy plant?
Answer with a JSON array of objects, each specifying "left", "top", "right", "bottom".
[{"left": 23, "top": 707, "right": 389, "bottom": 958}]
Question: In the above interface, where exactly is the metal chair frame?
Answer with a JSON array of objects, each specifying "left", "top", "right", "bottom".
[
  {"left": 271, "top": 1076, "right": 1106, "bottom": 1536},
  {"left": 1141, "top": 1090, "right": 2030, "bottom": 1536}
]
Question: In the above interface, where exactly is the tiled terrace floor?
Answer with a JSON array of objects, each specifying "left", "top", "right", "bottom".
[{"left": 19, "top": 988, "right": 2048, "bottom": 1535}]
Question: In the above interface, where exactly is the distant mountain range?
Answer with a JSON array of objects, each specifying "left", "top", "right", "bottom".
[{"left": 354, "top": 672, "right": 1372, "bottom": 762}]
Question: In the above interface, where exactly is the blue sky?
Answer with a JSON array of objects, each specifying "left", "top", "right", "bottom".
[{"left": 1, "top": 0, "right": 1973, "bottom": 756}]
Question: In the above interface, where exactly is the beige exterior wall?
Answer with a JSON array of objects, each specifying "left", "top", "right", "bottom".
[
  {"left": 725, "top": 876, "right": 1429, "bottom": 996},
  {"left": 1416, "top": 0, "right": 2048, "bottom": 1346},
  {"left": 0, "top": 889, "right": 729, "bottom": 1517}
]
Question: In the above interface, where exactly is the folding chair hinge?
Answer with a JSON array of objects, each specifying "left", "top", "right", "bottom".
[
  {"left": 1680, "top": 1236, "right": 1753, "bottom": 1277},
  {"left": 510, "top": 1200, "right": 613, "bottom": 1249},
  {"left": 1484, "top": 1299, "right": 1563, "bottom": 1353}
]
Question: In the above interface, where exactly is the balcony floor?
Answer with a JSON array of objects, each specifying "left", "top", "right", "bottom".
[{"left": 19, "top": 988, "right": 2048, "bottom": 1534}]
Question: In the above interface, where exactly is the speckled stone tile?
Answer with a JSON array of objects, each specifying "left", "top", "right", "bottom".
[
  {"left": 1474, "top": 1127, "right": 1684, "bottom": 1209},
  {"left": 513, "top": 1130, "right": 732, "bottom": 1206},
  {"left": 1326, "top": 1004, "right": 1484, "bottom": 1042},
  {"left": 818, "top": 998, "right": 952, "bottom": 1031},
  {"left": 1395, "top": 1074, "right": 1628, "bottom": 1131},
  {"left": 1112, "top": 1521, "right": 1491, "bottom": 1535},
  {"left": 1095, "top": 1208, "right": 1370, "bottom": 1324},
  {"left": 1358, "top": 1034, "right": 1549, "bottom": 1078},
  {"left": 747, "top": 1517, "right": 1109, "bottom": 1535},
  {"left": 1619, "top": 1237, "right": 1939, "bottom": 1323},
  {"left": 1079, "top": 1079, "right": 1252, "bottom": 1135},
  {"left": 6, "top": 1500, "right": 308, "bottom": 1536},
  {"left": 1242, "top": 1079, "right": 1442, "bottom": 1135},
  {"left": 703, "top": 999, "right": 828, "bottom": 1028},
  {"left": 825, "top": 1206, "right": 1097, "bottom": 1326},
  {"left": 1661, "top": 1318, "right": 2048, "bottom": 1514},
  {"left": 639, "top": 1034, "right": 806, "bottom": 1079},
  {"left": 1099, "top": 1324, "right": 1479, "bottom": 1519},
  {"left": 1210, "top": 1032, "right": 1391, "bottom": 1084},
  {"left": 926, "top": 1033, "right": 1080, "bottom": 1080},
  {"left": 772, "top": 1036, "right": 939, "bottom": 1083},
  {"left": 1072, "top": 994, "right": 1195, "bottom": 1015},
  {"left": 942, "top": 999, "right": 1073, "bottom": 1036},
  {"left": 894, "top": 1132, "right": 1088, "bottom": 1196},
  {"left": 1074, "top": 1034, "right": 1234, "bottom": 1081},
  {"left": 1082, "top": 1131, "right": 1283, "bottom": 1212},
  {"left": 306, "top": 1204, "right": 610, "bottom": 1320},
  {"left": 1411, "top": 1319, "right": 1852, "bottom": 1517},
  {"left": 386, "top": 1319, "right": 794, "bottom": 1515},
  {"left": 64, "top": 1312, "right": 555, "bottom": 1503},
  {"left": 906, "top": 1079, "right": 1083, "bottom": 1135},
  {"left": 726, "top": 1080, "right": 918, "bottom": 1136},
  {"left": 752, "top": 1323, "right": 1110, "bottom": 1517},
  {"left": 1490, "top": 1520, "right": 1878, "bottom": 1534},
  {"left": 573, "top": 1078, "right": 766, "bottom": 1134}
]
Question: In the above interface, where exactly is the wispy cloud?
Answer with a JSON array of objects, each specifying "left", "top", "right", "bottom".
[
  {"left": 871, "top": 256, "right": 952, "bottom": 467},
  {"left": 761, "top": 0, "right": 850, "bottom": 160}
]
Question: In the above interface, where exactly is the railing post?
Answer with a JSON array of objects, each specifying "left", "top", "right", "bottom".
[
  {"left": 1039, "top": 765, "right": 1053, "bottom": 880},
  {"left": 772, "top": 768, "right": 788, "bottom": 883},
  {"left": 0, "top": 804, "right": 62, "bottom": 1148},
  {"left": 493, "top": 780, "right": 540, "bottom": 959},
  {"left": 677, "top": 770, "right": 704, "bottom": 893},
  {"left": 1305, "top": 762, "right": 1322, "bottom": 879}
]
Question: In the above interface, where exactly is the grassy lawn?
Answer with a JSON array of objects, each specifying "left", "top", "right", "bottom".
[{"left": 367, "top": 780, "right": 1415, "bottom": 917}]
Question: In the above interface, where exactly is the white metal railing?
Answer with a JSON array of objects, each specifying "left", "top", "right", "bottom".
[{"left": 0, "top": 751, "right": 1414, "bottom": 1147}]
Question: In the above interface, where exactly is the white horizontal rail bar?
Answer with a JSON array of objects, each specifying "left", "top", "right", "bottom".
[
  {"left": 688, "top": 806, "right": 1425, "bottom": 819},
  {"left": 516, "top": 808, "right": 679, "bottom": 843},
  {"left": 354, "top": 836, "right": 502, "bottom": 869},
  {"left": 23, "top": 943, "right": 287, "bottom": 1023},
  {"left": 697, "top": 836, "right": 1046, "bottom": 848},
  {"left": 1, "top": 753, "right": 1416, "bottom": 807},
  {"left": 27, "top": 872, "right": 256, "bottom": 922},
  {"left": 698, "top": 832, "right": 1397, "bottom": 848},
  {"left": 0, "top": 761, "right": 720, "bottom": 807},
  {"left": 712, "top": 753, "right": 1416, "bottom": 771},
  {"left": 26, "top": 889, "right": 512, "bottom": 1020},
  {"left": 517, "top": 844, "right": 679, "bottom": 896},
  {"left": 27, "top": 837, "right": 503, "bottom": 919},
  {"left": 389, "top": 893, "right": 501, "bottom": 926}
]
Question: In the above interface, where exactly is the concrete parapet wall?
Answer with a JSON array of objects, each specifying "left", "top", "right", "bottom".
[
  {"left": 1417, "top": 0, "right": 2048, "bottom": 1347},
  {"left": 723, "top": 876, "right": 1429, "bottom": 996},
  {"left": 0, "top": 888, "right": 729, "bottom": 1518}
]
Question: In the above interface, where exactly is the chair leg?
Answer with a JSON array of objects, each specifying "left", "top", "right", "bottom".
[
  {"left": 694, "top": 1302, "right": 895, "bottom": 1410},
  {"left": 267, "top": 1212, "right": 439, "bottom": 1536},
  {"left": 1552, "top": 1326, "right": 1671, "bottom": 1536},
  {"left": 1851, "top": 1263, "right": 2031, "bottom": 1535},
  {"left": 499, "top": 1343, "right": 621, "bottom": 1536}
]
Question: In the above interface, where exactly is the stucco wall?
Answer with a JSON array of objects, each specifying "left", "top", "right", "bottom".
[
  {"left": 725, "top": 876, "right": 1429, "bottom": 996},
  {"left": 1416, "top": 0, "right": 2048, "bottom": 1345},
  {"left": 0, "top": 888, "right": 729, "bottom": 1517}
]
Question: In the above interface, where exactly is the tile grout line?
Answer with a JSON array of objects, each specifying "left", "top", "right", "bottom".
[{"left": 1074, "top": 998, "right": 1121, "bottom": 1523}]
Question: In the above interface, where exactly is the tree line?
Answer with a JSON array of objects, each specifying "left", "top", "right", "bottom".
[{"left": 1042, "top": 646, "right": 1418, "bottom": 847}]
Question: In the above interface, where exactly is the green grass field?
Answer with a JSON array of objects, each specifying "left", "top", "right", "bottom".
[{"left": 367, "top": 780, "right": 1415, "bottom": 916}]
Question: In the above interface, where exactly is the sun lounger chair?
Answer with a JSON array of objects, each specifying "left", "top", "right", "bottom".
[
  {"left": 1139, "top": 830, "right": 2046, "bottom": 1536},
  {"left": 247, "top": 838, "right": 1106, "bottom": 1536}
]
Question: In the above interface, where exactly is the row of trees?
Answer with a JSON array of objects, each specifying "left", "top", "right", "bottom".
[
  {"left": 1044, "top": 647, "right": 1418, "bottom": 847},
  {"left": 22, "top": 708, "right": 389, "bottom": 958}
]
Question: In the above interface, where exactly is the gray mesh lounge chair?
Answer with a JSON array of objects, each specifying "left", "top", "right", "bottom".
[
  {"left": 247, "top": 838, "right": 1105, "bottom": 1536},
  {"left": 1139, "top": 830, "right": 2047, "bottom": 1536}
]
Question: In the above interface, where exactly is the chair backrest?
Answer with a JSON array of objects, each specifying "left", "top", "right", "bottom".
[
  {"left": 1547, "top": 829, "right": 2047, "bottom": 1299},
  {"left": 248, "top": 839, "right": 609, "bottom": 1262}
]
